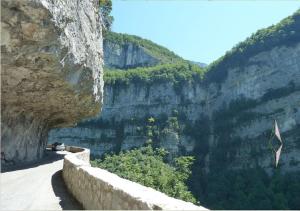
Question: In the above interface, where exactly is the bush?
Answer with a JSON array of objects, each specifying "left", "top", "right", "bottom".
[{"left": 91, "top": 145, "right": 197, "bottom": 204}]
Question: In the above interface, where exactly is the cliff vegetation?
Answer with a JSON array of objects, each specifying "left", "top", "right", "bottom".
[
  {"left": 206, "top": 9, "right": 300, "bottom": 83},
  {"left": 104, "top": 31, "right": 184, "bottom": 65},
  {"left": 91, "top": 145, "right": 197, "bottom": 204},
  {"left": 104, "top": 63, "right": 206, "bottom": 86}
]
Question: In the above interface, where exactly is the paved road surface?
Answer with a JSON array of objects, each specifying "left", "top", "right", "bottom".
[{"left": 0, "top": 151, "right": 82, "bottom": 210}]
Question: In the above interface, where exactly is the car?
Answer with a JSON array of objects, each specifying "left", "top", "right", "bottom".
[{"left": 51, "top": 142, "right": 65, "bottom": 151}]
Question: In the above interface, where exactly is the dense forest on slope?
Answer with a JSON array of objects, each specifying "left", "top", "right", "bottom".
[
  {"left": 190, "top": 168, "right": 300, "bottom": 209},
  {"left": 104, "top": 63, "right": 206, "bottom": 86},
  {"left": 91, "top": 145, "right": 198, "bottom": 204},
  {"left": 206, "top": 9, "right": 300, "bottom": 83}
]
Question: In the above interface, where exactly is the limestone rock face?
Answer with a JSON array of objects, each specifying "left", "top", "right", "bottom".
[
  {"left": 104, "top": 39, "right": 159, "bottom": 69},
  {"left": 50, "top": 42, "right": 300, "bottom": 173},
  {"left": 1, "top": 0, "right": 104, "bottom": 165},
  {"left": 49, "top": 10, "right": 300, "bottom": 173}
]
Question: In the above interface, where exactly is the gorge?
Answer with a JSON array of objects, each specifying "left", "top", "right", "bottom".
[
  {"left": 49, "top": 9, "right": 300, "bottom": 209},
  {"left": 2, "top": 0, "right": 299, "bottom": 209},
  {"left": 50, "top": 10, "right": 300, "bottom": 173}
]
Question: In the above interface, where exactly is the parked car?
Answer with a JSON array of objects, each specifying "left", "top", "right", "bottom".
[{"left": 51, "top": 142, "right": 65, "bottom": 151}]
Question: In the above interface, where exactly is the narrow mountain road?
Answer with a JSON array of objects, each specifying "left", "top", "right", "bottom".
[{"left": 0, "top": 151, "right": 82, "bottom": 210}]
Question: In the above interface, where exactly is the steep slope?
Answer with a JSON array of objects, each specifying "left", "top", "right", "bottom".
[
  {"left": 103, "top": 31, "right": 185, "bottom": 69},
  {"left": 1, "top": 0, "right": 104, "bottom": 165},
  {"left": 50, "top": 10, "right": 300, "bottom": 174},
  {"left": 189, "top": 61, "right": 207, "bottom": 68}
]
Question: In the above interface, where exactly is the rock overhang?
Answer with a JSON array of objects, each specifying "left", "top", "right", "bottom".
[{"left": 1, "top": 0, "right": 104, "bottom": 164}]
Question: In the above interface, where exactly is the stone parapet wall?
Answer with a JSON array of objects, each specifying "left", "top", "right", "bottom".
[{"left": 63, "top": 146, "right": 207, "bottom": 210}]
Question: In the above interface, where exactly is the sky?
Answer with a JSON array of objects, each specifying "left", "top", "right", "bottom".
[{"left": 111, "top": 1, "right": 300, "bottom": 65}]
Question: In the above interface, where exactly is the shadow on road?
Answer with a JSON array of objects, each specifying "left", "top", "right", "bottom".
[
  {"left": 1, "top": 151, "right": 65, "bottom": 173},
  {"left": 51, "top": 170, "right": 83, "bottom": 210}
]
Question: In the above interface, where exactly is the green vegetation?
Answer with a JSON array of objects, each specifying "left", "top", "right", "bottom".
[
  {"left": 96, "top": 8, "right": 300, "bottom": 210},
  {"left": 206, "top": 9, "right": 300, "bottom": 83},
  {"left": 212, "top": 91, "right": 298, "bottom": 133},
  {"left": 91, "top": 145, "right": 197, "bottom": 204},
  {"left": 214, "top": 97, "right": 259, "bottom": 122},
  {"left": 192, "top": 168, "right": 300, "bottom": 210},
  {"left": 104, "top": 62, "right": 206, "bottom": 86},
  {"left": 188, "top": 96, "right": 300, "bottom": 210},
  {"left": 103, "top": 9, "right": 300, "bottom": 87},
  {"left": 262, "top": 81, "right": 298, "bottom": 102},
  {"left": 103, "top": 10, "right": 300, "bottom": 87},
  {"left": 99, "top": 0, "right": 113, "bottom": 30},
  {"left": 104, "top": 31, "right": 185, "bottom": 64}
]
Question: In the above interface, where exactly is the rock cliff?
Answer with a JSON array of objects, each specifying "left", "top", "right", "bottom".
[
  {"left": 103, "top": 31, "right": 184, "bottom": 69},
  {"left": 104, "top": 37, "right": 158, "bottom": 69},
  {"left": 1, "top": 0, "right": 104, "bottom": 165},
  {"left": 49, "top": 10, "right": 300, "bottom": 174}
]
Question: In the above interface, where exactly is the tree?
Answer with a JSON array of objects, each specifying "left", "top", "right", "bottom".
[
  {"left": 91, "top": 145, "right": 197, "bottom": 204},
  {"left": 99, "top": 0, "right": 114, "bottom": 30}
]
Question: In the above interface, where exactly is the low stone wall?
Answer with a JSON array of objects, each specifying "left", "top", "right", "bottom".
[{"left": 63, "top": 146, "right": 207, "bottom": 210}]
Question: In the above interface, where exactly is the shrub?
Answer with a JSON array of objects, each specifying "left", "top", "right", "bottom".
[{"left": 91, "top": 145, "right": 197, "bottom": 204}]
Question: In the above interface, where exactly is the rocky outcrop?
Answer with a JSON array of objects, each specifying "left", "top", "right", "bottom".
[
  {"left": 1, "top": 0, "right": 104, "bottom": 165},
  {"left": 103, "top": 32, "right": 184, "bottom": 69},
  {"left": 104, "top": 38, "right": 159, "bottom": 69},
  {"left": 205, "top": 42, "right": 300, "bottom": 173}
]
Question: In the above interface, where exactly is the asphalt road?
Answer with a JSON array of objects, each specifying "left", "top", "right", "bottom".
[{"left": 0, "top": 151, "right": 82, "bottom": 210}]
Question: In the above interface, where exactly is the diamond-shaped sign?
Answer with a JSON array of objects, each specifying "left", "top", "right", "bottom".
[{"left": 271, "top": 120, "right": 283, "bottom": 168}]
